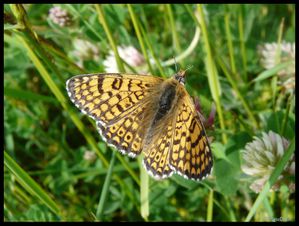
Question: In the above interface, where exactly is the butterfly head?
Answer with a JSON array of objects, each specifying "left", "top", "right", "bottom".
[
  {"left": 173, "top": 70, "right": 186, "bottom": 85},
  {"left": 173, "top": 65, "right": 193, "bottom": 85}
]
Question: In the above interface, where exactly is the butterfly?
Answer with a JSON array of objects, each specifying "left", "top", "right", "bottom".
[{"left": 66, "top": 70, "right": 213, "bottom": 181}]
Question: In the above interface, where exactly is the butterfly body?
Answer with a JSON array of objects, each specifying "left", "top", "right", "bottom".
[{"left": 66, "top": 71, "right": 212, "bottom": 181}]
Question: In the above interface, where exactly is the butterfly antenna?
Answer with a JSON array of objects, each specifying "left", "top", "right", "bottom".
[
  {"left": 173, "top": 56, "right": 179, "bottom": 73},
  {"left": 185, "top": 64, "right": 193, "bottom": 72}
]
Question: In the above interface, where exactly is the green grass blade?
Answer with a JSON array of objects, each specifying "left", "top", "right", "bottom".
[
  {"left": 215, "top": 57, "right": 258, "bottom": 129},
  {"left": 238, "top": 9, "right": 247, "bottom": 81},
  {"left": 139, "top": 157, "right": 149, "bottom": 221},
  {"left": 116, "top": 154, "right": 140, "bottom": 187},
  {"left": 166, "top": 5, "right": 182, "bottom": 54},
  {"left": 4, "top": 87, "right": 58, "bottom": 104},
  {"left": 252, "top": 61, "right": 293, "bottom": 83},
  {"left": 206, "top": 189, "right": 214, "bottom": 221},
  {"left": 225, "top": 13, "right": 236, "bottom": 75},
  {"left": 272, "top": 18, "right": 284, "bottom": 111},
  {"left": 196, "top": 4, "right": 227, "bottom": 143},
  {"left": 127, "top": 4, "right": 154, "bottom": 75},
  {"left": 95, "top": 4, "right": 125, "bottom": 72},
  {"left": 66, "top": 4, "right": 104, "bottom": 41},
  {"left": 281, "top": 92, "right": 294, "bottom": 136},
  {"left": 139, "top": 19, "right": 165, "bottom": 77},
  {"left": 4, "top": 151, "right": 61, "bottom": 216},
  {"left": 96, "top": 151, "right": 116, "bottom": 220},
  {"left": 262, "top": 198, "right": 274, "bottom": 220},
  {"left": 223, "top": 196, "right": 237, "bottom": 221},
  {"left": 160, "top": 25, "right": 200, "bottom": 68}
]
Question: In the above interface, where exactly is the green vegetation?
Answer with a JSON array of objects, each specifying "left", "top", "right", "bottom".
[{"left": 4, "top": 4, "right": 295, "bottom": 221}]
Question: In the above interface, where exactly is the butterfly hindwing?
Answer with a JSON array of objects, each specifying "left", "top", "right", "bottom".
[
  {"left": 142, "top": 120, "right": 174, "bottom": 179},
  {"left": 169, "top": 94, "right": 213, "bottom": 180},
  {"left": 97, "top": 103, "right": 149, "bottom": 157}
]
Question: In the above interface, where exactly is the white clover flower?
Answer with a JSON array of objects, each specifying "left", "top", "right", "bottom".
[
  {"left": 48, "top": 6, "right": 72, "bottom": 27},
  {"left": 72, "top": 39, "right": 100, "bottom": 68},
  {"left": 103, "top": 53, "right": 118, "bottom": 72},
  {"left": 103, "top": 46, "right": 145, "bottom": 72},
  {"left": 83, "top": 150, "right": 97, "bottom": 162},
  {"left": 258, "top": 41, "right": 295, "bottom": 92},
  {"left": 241, "top": 131, "right": 294, "bottom": 193}
]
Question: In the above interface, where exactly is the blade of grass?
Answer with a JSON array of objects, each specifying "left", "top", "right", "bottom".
[
  {"left": 281, "top": 92, "right": 294, "bottom": 136},
  {"left": 161, "top": 25, "right": 200, "bottom": 68},
  {"left": 65, "top": 4, "right": 104, "bottom": 41},
  {"left": 10, "top": 5, "right": 65, "bottom": 84},
  {"left": 272, "top": 18, "right": 284, "bottom": 111},
  {"left": 206, "top": 189, "right": 214, "bottom": 222},
  {"left": 9, "top": 182, "right": 32, "bottom": 205},
  {"left": 245, "top": 137, "right": 295, "bottom": 221},
  {"left": 127, "top": 4, "right": 154, "bottom": 75},
  {"left": 4, "top": 151, "right": 61, "bottom": 216},
  {"left": 116, "top": 154, "right": 140, "bottom": 185},
  {"left": 95, "top": 4, "right": 125, "bottom": 72},
  {"left": 224, "top": 196, "right": 237, "bottom": 221},
  {"left": 262, "top": 197, "right": 274, "bottom": 220},
  {"left": 160, "top": 4, "right": 202, "bottom": 69},
  {"left": 96, "top": 151, "right": 116, "bottom": 220},
  {"left": 4, "top": 87, "right": 58, "bottom": 105},
  {"left": 216, "top": 57, "right": 258, "bottom": 129},
  {"left": 40, "top": 37, "right": 86, "bottom": 75},
  {"left": 196, "top": 4, "right": 227, "bottom": 143},
  {"left": 212, "top": 196, "right": 231, "bottom": 220},
  {"left": 165, "top": 5, "right": 182, "bottom": 54},
  {"left": 139, "top": 19, "right": 165, "bottom": 77},
  {"left": 140, "top": 6, "right": 150, "bottom": 35},
  {"left": 139, "top": 157, "right": 149, "bottom": 221},
  {"left": 238, "top": 8, "right": 247, "bottom": 81},
  {"left": 252, "top": 61, "right": 293, "bottom": 83},
  {"left": 224, "top": 13, "right": 237, "bottom": 76},
  {"left": 158, "top": 4, "right": 200, "bottom": 67}
]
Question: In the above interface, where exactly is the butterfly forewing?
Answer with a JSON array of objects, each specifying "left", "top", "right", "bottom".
[
  {"left": 66, "top": 73, "right": 164, "bottom": 156},
  {"left": 66, "top": 73, "right": 163, "bottom": 126}
]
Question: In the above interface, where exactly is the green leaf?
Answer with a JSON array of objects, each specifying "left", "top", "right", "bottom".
[
  {"left": 259, "top": 110, "right": 295, "bottom": 139},
  {"left": 215, "top": 132, "right": 251, "bottom": 196}
]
